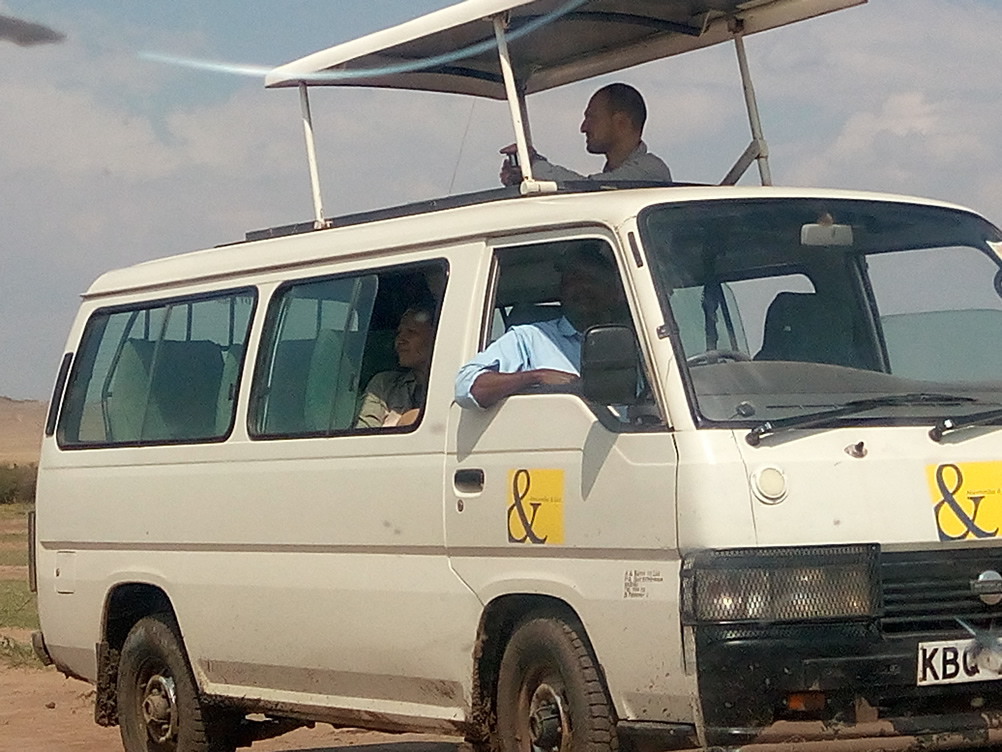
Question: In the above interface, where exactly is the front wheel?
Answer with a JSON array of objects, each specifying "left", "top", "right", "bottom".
[
  {"left": 496, "top": 615, "right": 617, "bottom": 752},
  {"left": 117, "top": 615, "right": 235, "bottom": 752}
]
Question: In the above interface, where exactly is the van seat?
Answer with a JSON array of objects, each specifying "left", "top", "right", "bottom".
[
  {"left": 150, "top": 340, "right": 224, "bottom": 439},
  {"left": 506, "top": 302, "right": 562, "bottom": 328},
  {"left": 215, "top": 345, "right": 244, "bottom": 435},
  {"left": 105, "top": 339, "right": 166, "bottom": 442},
  {"left": 304, "top": 329, "right": 362, "bottom": 432},
  {"left": 262, "top": 339, "right": 314, "bottom": 433},
  {"left": 755, "top": 292, "right": 857, "bottom": 367}
]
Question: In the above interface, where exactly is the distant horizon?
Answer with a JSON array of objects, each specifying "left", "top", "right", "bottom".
[{"left": 0, "top": 395, "right": 46, "bottom": 404}]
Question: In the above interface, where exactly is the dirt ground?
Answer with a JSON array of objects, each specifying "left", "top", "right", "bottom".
[
  {"left": 0, "top": 397, "right": 45, "bottom": 466},
  {"left": 0, "top": 663, "right": 467, "bottom": 752}
]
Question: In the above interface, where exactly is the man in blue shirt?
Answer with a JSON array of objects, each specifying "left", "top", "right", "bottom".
[{"left": 455, "top": 244, "right": 625, "bottom": 409}]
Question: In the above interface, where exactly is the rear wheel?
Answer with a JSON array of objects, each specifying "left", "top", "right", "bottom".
[
  {"left": 496, "top": 615, "right": 617, "bottom": 752},
  {"left": 117, "top": 615, "right": 235, "bottom": 752}
]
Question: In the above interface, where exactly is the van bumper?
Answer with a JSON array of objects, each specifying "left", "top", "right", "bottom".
[
  {"left": 696, "top": 626, "right": 1002, "bottom": 750},
  {"left": 31, "top": 630, "right": 54, "bottom": 666},
  {"left": 618, "top": 712, "right": 1002, "bottom": 752},
  {"left": 701, "top": 713, "right": 1002, "bottom": 751}
]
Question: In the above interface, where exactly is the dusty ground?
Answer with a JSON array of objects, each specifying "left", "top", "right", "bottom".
[
  {"left": 0, "top": 664, "right": 467, "bottom": 752},
  {"left": 0, "top": 397, "right": 45, "bottom": 465}
]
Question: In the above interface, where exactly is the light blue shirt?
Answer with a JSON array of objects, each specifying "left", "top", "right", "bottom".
[{"left": 455, "top": 317, "right": 582, "bottom": 409}]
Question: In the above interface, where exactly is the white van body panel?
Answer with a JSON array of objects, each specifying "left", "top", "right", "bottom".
[
  {"left": 34, "top": 185, "right": 1002, "bottom": 748},
  {"left": 675, "top": 430, "right": 759, "bottom": 551},
  {"left": 446, "top": 390, "right": 688, "bottom": 722},
  {"left": 734, "top": 426, "right": 1002, "bottom": 548},
  {"left": 38, "top": 241, "right": 492, "bottom": 726},
  {"left": 673, "top": 425, "right": 1002, "bottom": 552}
]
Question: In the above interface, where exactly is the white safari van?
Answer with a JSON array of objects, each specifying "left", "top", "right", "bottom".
[{"left": 31, "top": 2, "right": 1002, "bottom": 751}]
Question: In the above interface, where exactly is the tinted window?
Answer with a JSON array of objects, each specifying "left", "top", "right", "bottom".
[
  {"left": 58, "top": 290, "right": 255, "bottom": 446},
  {"left": 485, "top": 238, "right": 659, "bottom": 426},
  {"left": 868, "top": 246, "right": 1002, "bottom": 382},
  {"left": 249, "top": 261, "right": 446, "bottom": 437}
]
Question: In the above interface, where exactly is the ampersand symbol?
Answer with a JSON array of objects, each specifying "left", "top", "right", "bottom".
[
  {"left": 507, "top": 469, "right": 548, "bottom": 544},
  {"left": 934, "top": 464, "right": 998, "bottom": 541}
]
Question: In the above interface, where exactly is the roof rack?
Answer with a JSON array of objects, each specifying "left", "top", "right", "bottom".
[
  {"left": 243, "top": 179, "right": 691, "bottom": 243},
  {"left": 264, "top": 0, "right": 865, "bottom": 230}
]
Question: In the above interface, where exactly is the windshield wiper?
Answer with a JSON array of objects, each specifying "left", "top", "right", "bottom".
[
  {"left": 745, "top": 393, "right": 978, "bottom": 446},
  {"left": 929, "top": 407, "right": 1002, "bottom": 442}
]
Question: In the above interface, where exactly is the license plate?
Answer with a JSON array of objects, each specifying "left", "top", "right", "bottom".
[{"left": 917, "top": 638, "right": 1002, "bottom": 686}]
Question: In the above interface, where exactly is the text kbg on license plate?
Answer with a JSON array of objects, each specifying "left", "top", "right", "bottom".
[{"left": 917, "top": 638, "right": 1002, "bottom": 686}]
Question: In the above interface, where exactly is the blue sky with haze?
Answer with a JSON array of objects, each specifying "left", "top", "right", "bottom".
[{"left": 1, "top": 0, "right": 1000, "bottom": 399}]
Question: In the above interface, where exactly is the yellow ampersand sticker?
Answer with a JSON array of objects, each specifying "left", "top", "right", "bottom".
[
  {"left": 926, "top": 462, "right": 1002, "bottom": 542},
  {"left": 507, "top": 468, "right": 564, "bottom": 545}
]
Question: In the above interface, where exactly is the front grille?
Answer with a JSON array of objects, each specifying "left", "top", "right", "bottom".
[{"left": 881, "top": 548, "right": 1002, "bottom": 638}]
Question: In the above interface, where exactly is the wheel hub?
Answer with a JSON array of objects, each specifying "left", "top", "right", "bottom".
[
  {"left": 528, "top": 683, "right": 567, "bottom": 752},
  {"left": 141, "top": 674, "right": 178, "bottom": 744}
]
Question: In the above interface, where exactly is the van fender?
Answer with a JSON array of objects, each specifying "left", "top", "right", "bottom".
[
  {"left": 466, "top": 577, "right": 606, "bottom": 746},
  {"left": 95, "top": 573, "right": 181, "bottom": 727}
]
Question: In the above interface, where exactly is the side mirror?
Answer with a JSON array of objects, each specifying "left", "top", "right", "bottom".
[{"left": 581, "top": 325, "right": 639, "bottom": 405}]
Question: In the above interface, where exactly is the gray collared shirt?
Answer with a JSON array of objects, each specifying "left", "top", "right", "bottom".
[{"left": 531, "top": 141, "right": 671, "bottom": 183}]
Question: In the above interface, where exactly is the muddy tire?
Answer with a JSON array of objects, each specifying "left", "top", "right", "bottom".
[
  {"left": 496, "top": 615, "right": 617, "bottom": 752},
  {"left": 117, "top": 615, "right": 235, "bottom": 752}
]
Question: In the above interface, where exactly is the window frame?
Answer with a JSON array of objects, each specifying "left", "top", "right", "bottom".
[
  {"left": 248, "top": 258, "right": 449, "bottom": 441},
  {"left": 56, "top": 286, "right": 258, "bottom": 449},
  {"left": 482, "top": 232, "right": 666, "bottom": 432}
]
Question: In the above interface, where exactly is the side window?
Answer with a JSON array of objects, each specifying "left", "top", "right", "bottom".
[
  {"left": 251, "top": 275, "right": 377, "bottom": 436},
  {"left": 485, "top": 238, "right": 655, "bottom": 422},
  {"left": 249, "top": 261, "right": 446, "bottom": 437},
  {"left": 867, "top": 246, "right": 1002, "bottom": 381},
  {"left": 489, "top": 240, "right": 625, "bottom": 343},
  {"left": 57, "top": 290, "right": 255, "bottom": 447}
]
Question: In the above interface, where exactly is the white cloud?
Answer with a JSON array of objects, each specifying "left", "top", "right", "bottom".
[{"left": 0, "top": 80, "right": 180, "bottom": 178}]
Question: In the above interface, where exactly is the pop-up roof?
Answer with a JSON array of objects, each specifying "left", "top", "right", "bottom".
[
  {"left": 265, "top": 0, "right": 866, "bottom": 228},
  {"left": 266, "top": 0, "right": 864, "bottom": 97}
]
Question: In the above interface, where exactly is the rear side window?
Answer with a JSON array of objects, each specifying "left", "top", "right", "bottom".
[{"left": 57, "top": 289, "right": 256, "bottom": 447}]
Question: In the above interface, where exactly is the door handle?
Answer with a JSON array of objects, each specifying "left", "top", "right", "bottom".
[{"left": 454, "top": 468, "right": 485, "bottom": 494}]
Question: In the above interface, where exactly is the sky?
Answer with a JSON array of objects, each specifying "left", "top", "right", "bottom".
[{"left": 0, "top": 0, "right": 1000, "bottom": 400}]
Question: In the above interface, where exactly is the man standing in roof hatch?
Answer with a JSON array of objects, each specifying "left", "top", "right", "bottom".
[{"left": 499, "top": 82, "right": 672, "bottom": 186}]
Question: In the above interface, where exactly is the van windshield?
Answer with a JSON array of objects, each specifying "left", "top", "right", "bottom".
[{"left": 639, "top": 198, "right": 1002, "bottom": 427}]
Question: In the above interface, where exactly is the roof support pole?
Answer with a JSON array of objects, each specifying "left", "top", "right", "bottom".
[
  {"left": 517, "top": 88, "right": 533, "bottom": 150},
  {"left": 493, "top": 15, "right": 556, "bottom": 195},
  {"left": 732, "top": 25, "right": 772, "bottom": 186},
  {"left": 298, "top": 82, "right": 327, "bottom": 229}
]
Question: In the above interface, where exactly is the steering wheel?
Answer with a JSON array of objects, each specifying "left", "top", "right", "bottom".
[{"left": 686, "top": 349, "right": 751, "bottom": 366}]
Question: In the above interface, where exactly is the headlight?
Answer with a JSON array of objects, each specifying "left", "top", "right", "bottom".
[{"left": 681, "top": 545, "right": 879, "bottom": 624}]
